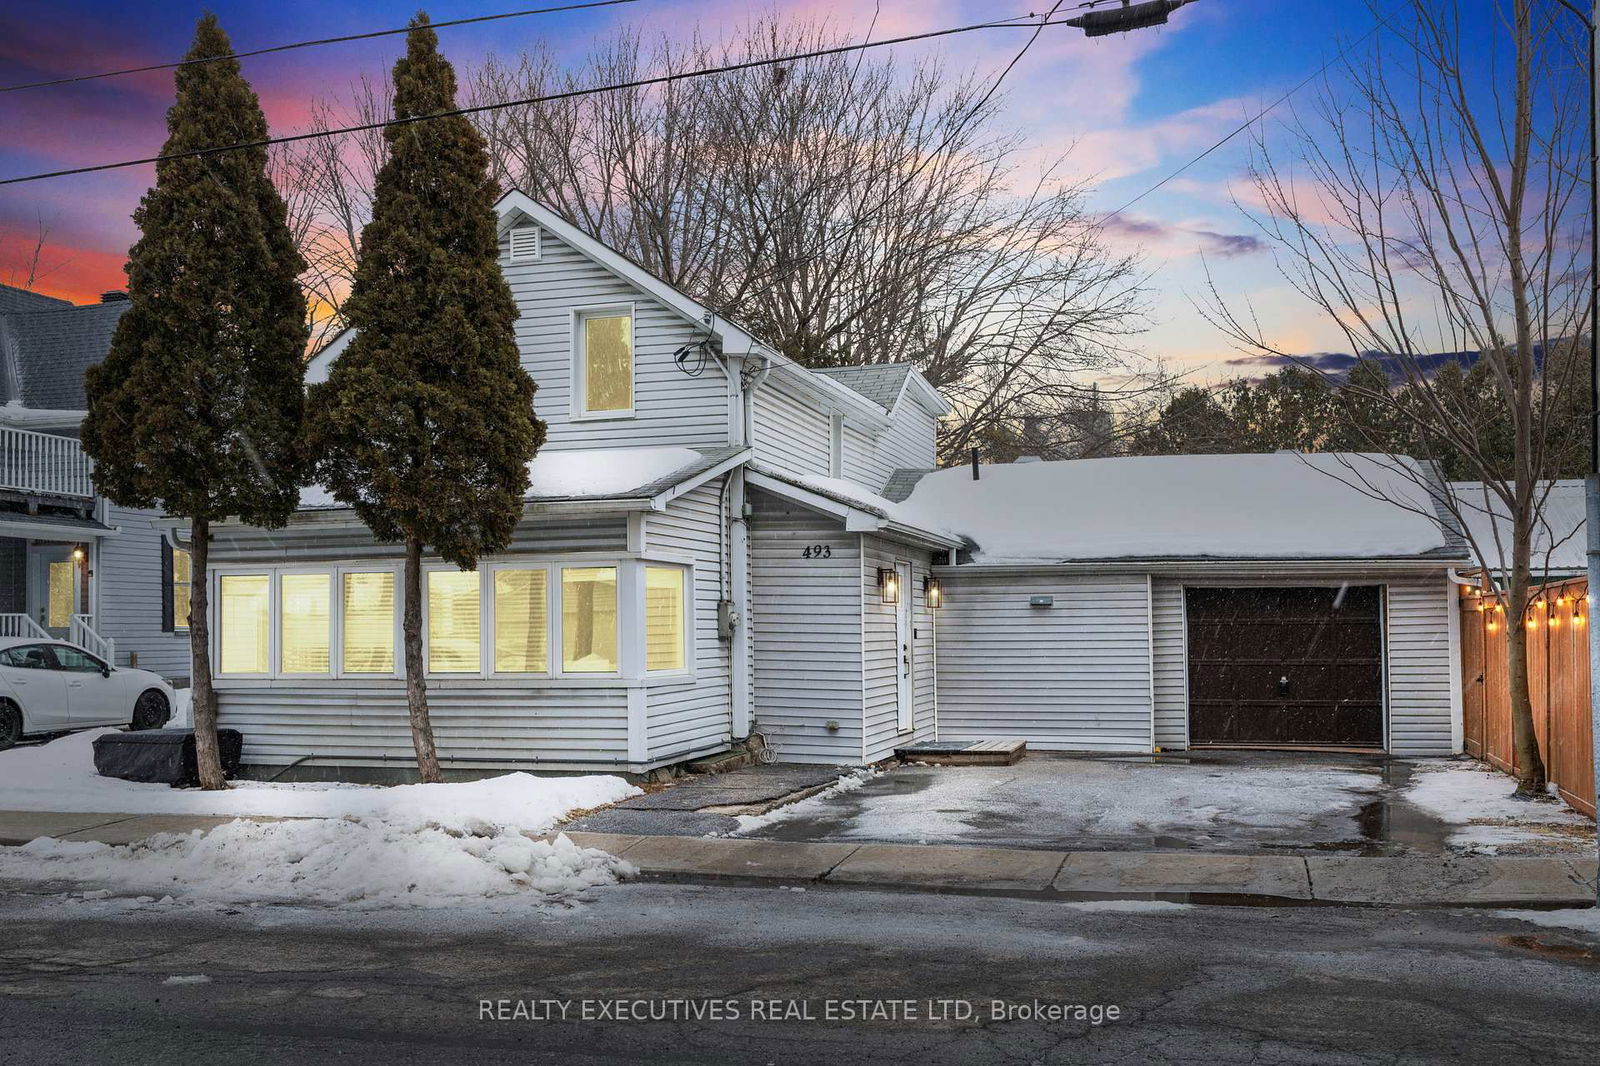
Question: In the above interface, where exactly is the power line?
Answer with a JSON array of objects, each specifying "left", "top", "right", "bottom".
[
  {"left": 0, "top": 11, "right": 1107, "bottom": 188},
  {"left": 1103, "top": 21, "right": 1381, "bottom": 221},
  {"left": 0, "top": 1, "right": 647, "bottom": 95}
]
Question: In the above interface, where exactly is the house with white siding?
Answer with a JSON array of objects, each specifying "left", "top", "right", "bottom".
[
  {"left": 205, "top": 192, "right": 1469, "bottom": 779},
  {"left": 0, "top": 284, "right": 193, "bottom": 684}
]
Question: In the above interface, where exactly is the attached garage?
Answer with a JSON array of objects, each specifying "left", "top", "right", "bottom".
[{"left": 1185, "top": 586, "right": 1384, "bottom": 749}]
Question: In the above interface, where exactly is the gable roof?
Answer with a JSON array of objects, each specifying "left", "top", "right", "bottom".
[
  {"left": 0, "top": 286, "right": 126, "bottom": 411},
  {"left": 812, "top": 364, "right": 913, "bottom": 410},
  {"left": 897, "top": 452, "right": 1466, "bottom": 565}
]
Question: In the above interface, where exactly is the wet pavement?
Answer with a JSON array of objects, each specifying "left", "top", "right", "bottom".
[
  {"left": 562, "top": 765, "right": 849, "bottom": 837},
  {"left": 740, "top": 750, "right": 1512, "bottom": 857}
]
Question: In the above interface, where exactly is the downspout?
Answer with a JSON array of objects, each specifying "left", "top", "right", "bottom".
[{"left": 724, "top": 352, "right": 770, "bottom": 742}]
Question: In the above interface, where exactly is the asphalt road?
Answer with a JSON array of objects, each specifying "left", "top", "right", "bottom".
[{"left": 1, "top": 880, "right": 1596, "bottom": 1065}]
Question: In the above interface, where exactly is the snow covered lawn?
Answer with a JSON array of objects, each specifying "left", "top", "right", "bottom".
[
  {"left": 0, "top": 730, "right": 643, "bottom": 908},
  {"left": 1402, "top": 760, "right": 1592, "bottom": 855}
]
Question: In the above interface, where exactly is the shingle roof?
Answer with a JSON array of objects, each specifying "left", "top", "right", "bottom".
[
  {"left": 810, "top": 364, "right": 914, "bottom": 411},
  {"left": 0, "top": 287, "right": 126, "bottom": 410},
  {"left": 881, "top": 467, "right": 935, "bottom": 502}
]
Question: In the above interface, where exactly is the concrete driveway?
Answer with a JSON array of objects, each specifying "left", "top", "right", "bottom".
[{"left": 738, "top": 751, "right": 1589, "bottom": 857}]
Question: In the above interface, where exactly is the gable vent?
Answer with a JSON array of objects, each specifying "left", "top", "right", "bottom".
[{"left": 508, "top": 225, "right": 541, "bottom": 261}]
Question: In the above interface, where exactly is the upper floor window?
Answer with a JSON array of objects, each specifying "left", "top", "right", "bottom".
[
  {"left": 507, "top": 224, "right": 541, "bottom": 261},
  {"left": 575, "top": 309, "right": 634, "bottom": 418}
]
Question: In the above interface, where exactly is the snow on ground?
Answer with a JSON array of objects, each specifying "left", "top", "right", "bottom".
[
  {"left": 1402, "top": 760, "right": 1590, "bottom": 854},
  {"left": 0, "top": 821, "right": 634, "bottom": 908},
  {"left": 1494, "top": 908, "right": 1600, "bottom": 936},
  {"left": 0, "top": 729, "right": 638, "bottom": 833},
  {"left": 736, "top": 759, "right": 1385, "bottom": 847},
  {"left": 0, "top": 730, "right": 643, "bottom": 909}
]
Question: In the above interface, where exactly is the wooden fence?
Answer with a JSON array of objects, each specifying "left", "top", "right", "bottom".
[{"left": 1459, "top": 577, "right": 1595, "bottom": 818}]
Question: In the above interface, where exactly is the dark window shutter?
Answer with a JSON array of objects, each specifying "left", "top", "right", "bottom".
[{"left": 160, "top": 539, "right": 174, "bottom": 633}]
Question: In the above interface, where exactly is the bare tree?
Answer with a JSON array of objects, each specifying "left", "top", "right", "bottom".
[
  {"left": 1207, "top": 0, "right": 1590, "bottom": 795},
  {"left": 284, "top": 17, "right": 1150, "bottom": 453},
  {"left": 1, "top": 218, "right": 66, "bottom": 291}
]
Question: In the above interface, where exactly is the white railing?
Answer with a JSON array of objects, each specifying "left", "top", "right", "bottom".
[
  {"left": 0, "top": 613, "right": 50, "bottom": 640},
  {"left": 70, "top": 614, "right": 116, "bottom": 662},
  {"left": 0, "top": 425, "right": 95, "bottom": 498}
]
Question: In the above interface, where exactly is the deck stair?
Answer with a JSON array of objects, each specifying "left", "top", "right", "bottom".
[{"left": 893, "top": 739, "right": 1026, "bottom": 766}]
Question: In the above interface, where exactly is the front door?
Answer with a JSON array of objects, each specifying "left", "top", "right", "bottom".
[
  {"left": 27, "top": 545, "right": 78, "bottom": 639},
  {"left": 895, "top": 561, "right": 914, "bottom": 733},
  {"left": 1186, "top": 585, "right": 1384, "bottom": 748}
]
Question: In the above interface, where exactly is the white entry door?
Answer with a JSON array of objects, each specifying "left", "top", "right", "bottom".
[
  {"left": 27, "top": 545, "right": 78, "bottom": 639},
  {"left": 895, "top": 560, "right": 914, "bottom": 733}
]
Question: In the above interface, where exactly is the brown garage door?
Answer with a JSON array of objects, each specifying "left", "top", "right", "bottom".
[{"left": 1187, "top": 586, "right": 1383, "bottom": 749}]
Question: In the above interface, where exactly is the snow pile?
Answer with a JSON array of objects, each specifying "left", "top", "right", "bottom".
[
  {"left": 300, "top": 446, "right": 701, "bottom": 509},
  {"left": 0, "top": 729, "right": 639, "bottom": 833},
  {"left": 0, "top": 820, "right": 634, "bottom": 908},
  {"left": 1403, "top": 760, "right": 1590, "bottom": 853},
  {"left": 1495, "top": 908, "right": 1600, "bottom": 936},
  {"left": 897, "top": 452, "right": 1449, "bottom": 562}
]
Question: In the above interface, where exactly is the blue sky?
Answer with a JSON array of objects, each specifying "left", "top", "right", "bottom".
[{"left": 0, "top": 0, "right": 1503, "bottom": 374}]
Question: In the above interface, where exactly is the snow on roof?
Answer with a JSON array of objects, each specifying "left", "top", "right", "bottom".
[
  {"left": 897, "top": 452, "right": 1457, "bottom": 564},
  {"left": 748, "top": 465, "right": 964, "bottom": 545},
  {"left": 1448, "top": 479, "right": 1586, "bottom": 574},
  {"left": 298, "top": 445, "right": 711, "bottom": 511}
]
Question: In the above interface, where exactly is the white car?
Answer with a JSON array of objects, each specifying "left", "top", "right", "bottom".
[{"left": 0, "top": 636, "right": 175, "bottom": 751}]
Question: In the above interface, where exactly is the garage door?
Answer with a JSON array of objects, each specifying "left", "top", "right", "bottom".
[{"left": 1186, "top": 586, "right": 1383, "bottom": 748}]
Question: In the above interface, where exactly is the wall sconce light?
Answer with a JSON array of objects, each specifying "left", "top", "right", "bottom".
[
  {"left": 878, "top": 568, "right": 899, "bottom": 605},
  {"left": 71, "top": 545, "right": 85, "bottom": 562},
  {"left": 924, "top": 576, "right": 943, "bottom": 609}
]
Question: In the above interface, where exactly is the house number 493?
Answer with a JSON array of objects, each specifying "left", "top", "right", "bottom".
[{"left": 801, "top": 544, "right": 833, "bottom": 559}]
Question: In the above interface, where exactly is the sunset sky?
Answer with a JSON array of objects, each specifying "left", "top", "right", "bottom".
[{"left": 0, "top": 0, "right": 1490, "bottom": 376}]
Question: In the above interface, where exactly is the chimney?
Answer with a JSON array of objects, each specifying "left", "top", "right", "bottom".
[{"left": 99, "top": 290, "right": 129, "bottom": 303}]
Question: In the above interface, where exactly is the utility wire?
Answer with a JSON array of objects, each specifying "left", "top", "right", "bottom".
[
  {"left": 0, "top": 1, "right": 647, "bottom": 94},
  {"left": 1103, "top": 21, "right": 1382, "bottom": 220},
  {"left": 0, "top": 10, "right": 1112, "bottom": 187}
]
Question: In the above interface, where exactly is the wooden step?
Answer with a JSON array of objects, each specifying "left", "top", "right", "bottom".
[{"left": 893, "top": 739, "right": 1026, "bottom": 766}]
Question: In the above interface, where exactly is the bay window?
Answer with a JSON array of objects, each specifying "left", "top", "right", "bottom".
[
  {"left": 562, "top": 566, "right": 619, "bottom": 673},
  {"left": 427, "top": 570, "right": 481, "bottom": 673},
  {"left": 280, "top": 573, "right": 331, "bottom": 674},
  {"left": 494, "top": 569, "right": 548, "bottom": 672},
  {"left": 219, "top": 574, "right": 270, "bottom": 674},
  {"left": 645, "top": 566, "right": 687, "bottom": 672},
  {"left": 342, "top": 572, "right": 396, "bottom": 674}
]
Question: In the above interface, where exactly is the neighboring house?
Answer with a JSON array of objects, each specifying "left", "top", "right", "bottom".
[
  {"left": 206, "top": 192, "right": 1468, "bottom": 778},
  {"left": 0, "top": 284, "right": 191, "bottom": 682},
  {"left": 1448, "top": 479, "right": 1586, "bottom": 581}
]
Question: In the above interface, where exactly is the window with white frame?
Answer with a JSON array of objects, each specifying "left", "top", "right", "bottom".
[
  {"left": 342, "top": 572, "right": 396, "bottom": 674},
  {"left": 218, "top": 574, "right": 270, "bottom": 675},
  {"left": 493, "top": 568, "right": 548, "bottom": 672},
  {"left": 427, "top": 570, "right": 481, "bottom": 673},
  {"left": 280, "top": 573, "right": 331, "bottom": 674},
  {"left": 212, "top": 560, "right": 683, "bottom": 681},
  {"left": 575, "top": 309, "right": 633, "bottom": 417},
  {"left": 561, "top": 566, "right": 619, "bottom": 673},
  {"left": 645, "top": 566, "right": 687, "bottom": 672}
]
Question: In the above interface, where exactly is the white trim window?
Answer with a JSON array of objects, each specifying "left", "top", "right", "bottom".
[
  {"left": 644, "top": 565, "right": 689, "bottom": 673},
  {"left": 279, "top": 572, "right": 332, "bottom": 675},
  {"left": 492, "top": 567, "right": 550, "bottom": 674},
  {"left": 561, "top": 566, "right": 620, "bottom": 673},
  {"left": 341, "top": 571, "right": 397, "bottom": 674},
  {"left": 573, "top": 306, "right": 635, "bottom": 419},
  {"left": 218, "top": 574, "right": 271, "bottom": 676},
  {"left": 426, "top": 569, "right": 481, "bottom": 673}
]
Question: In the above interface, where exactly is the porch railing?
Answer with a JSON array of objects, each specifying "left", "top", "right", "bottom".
[
  {"left": 70, "top": 614, "right": 116, "bottom": 663},
  {"left": 0, "top": 425, "right": 95, "bottom": 498},
  {"left": 0, "top": 614, "right": 50, "bottom": 640}
]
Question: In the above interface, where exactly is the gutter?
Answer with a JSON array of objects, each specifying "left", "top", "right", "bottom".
[{"left": 936, "top": 557, "right": 1472, "bottom": 576}]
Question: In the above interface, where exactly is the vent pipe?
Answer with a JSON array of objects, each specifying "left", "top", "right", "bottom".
[{"left": 970, "top": 448, "right": 980, "bottom": 480}]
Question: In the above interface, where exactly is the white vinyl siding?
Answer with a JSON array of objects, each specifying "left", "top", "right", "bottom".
[
  {"left": 498, "top": 225, "right": 729, "bottom": 450},
  {"left": 749, "top": 489, "right": 863, "bottom": 763},
  {"left": 642, "top": 482, "right": 734, "bottom": 764},
  {"left": 752, "top": 378, "right": 832, "bottom": 479},
  {"left": 861, "top": 535, "right": 937, "bottom": 761},
  {"left": 94, "top": 503, "right": 192, "bottom": 678},
  {"left": 935, "top": 571, "right": 1155, "bottom": 752},
  {"left": 1151, "top": 578, "right": 1189, "bottom": 749}
]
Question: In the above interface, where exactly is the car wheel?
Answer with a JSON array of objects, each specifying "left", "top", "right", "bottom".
[
  {"left": 131, "top": 690, "right": 170, "bottom": 731},
  {"left": 0, "top": 701, "right": 21, "bottom": 751}
]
